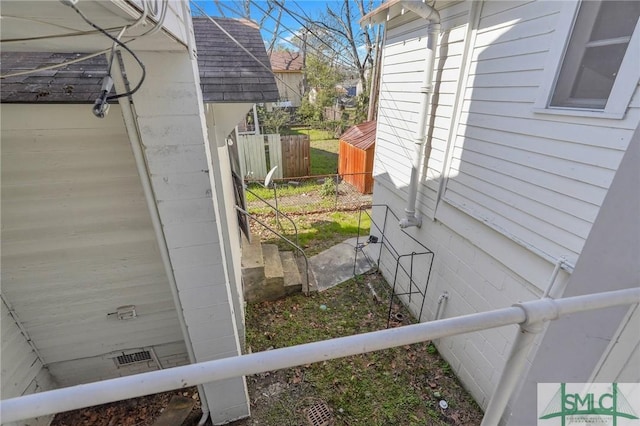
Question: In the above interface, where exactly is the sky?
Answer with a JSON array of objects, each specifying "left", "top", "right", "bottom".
[{"left": 191, "top": 1, "right": 382, "bottom": 67}]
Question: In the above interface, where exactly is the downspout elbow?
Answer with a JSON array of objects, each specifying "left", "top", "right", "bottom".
[
  {"left": 400, "top": 0, "right": 441, "bottom": 24},
  {"left": 399, "top": 211, "right": 422, "bottom": 228}
]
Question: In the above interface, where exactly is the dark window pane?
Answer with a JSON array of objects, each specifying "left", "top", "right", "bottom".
[
  {"left": 590, "top": 1, "right": 640, "bottom": 41},
  {"left": 571, "top": 43, "right": 629, "bottom": 101}
]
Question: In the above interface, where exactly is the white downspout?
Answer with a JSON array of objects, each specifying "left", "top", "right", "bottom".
[{"left": 398, "top": 0, "right": 440, "bottom": 229}]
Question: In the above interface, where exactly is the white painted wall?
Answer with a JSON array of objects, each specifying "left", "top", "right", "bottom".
[
  {"left": 506, "top": 128, "right": 640, "bottom": 425},
  {"left": 1, "top": 105, "right": 188, "bottom": 389},
  {"left": 120, "top": 49, "right": 250, "bottom": 423},
  {"left": 371, "top": 0, "right": 640, "bottom": 411},
  {"left": 273, "top": 72, "right": 304, "bottom": 107},
  {"left": 1, "top": 299, "right": 55, "bottom": 426},
  {"left": 205, "top": 102, "right": 256, "bottom": 350}
]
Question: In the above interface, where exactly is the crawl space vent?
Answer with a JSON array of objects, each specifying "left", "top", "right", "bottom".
[{"left": 116, "top": 350, "right": 152, "bottom": 366}]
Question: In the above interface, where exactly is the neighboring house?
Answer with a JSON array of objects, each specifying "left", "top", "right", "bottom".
[
  {"left": 362, "top": 0, "right": 639, "bottom": 424},
  {"left": 1, "top": 4, "right": 277, "bottom": 425},
  {"left": 269, "top": 50, "right": 304, "bottom": 107}
]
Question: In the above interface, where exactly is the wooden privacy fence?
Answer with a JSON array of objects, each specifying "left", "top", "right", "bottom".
[
  {"left": 281, "top": 135, "right": 310, "bottom": 177},
  {"left": 238, "top": 134, "right": 309, "bottom": 179}
]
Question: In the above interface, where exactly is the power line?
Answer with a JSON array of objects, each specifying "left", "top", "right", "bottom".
[
  {"left": 274, "top": 0, "right": 354, "bottom": 61},
  {"left": 202, "top": 0, "right": 356, "bottom": 73},
  {"left": 248, "top": 0, "right": 356, "bottom": 71},
  {"left": 65, "top": 2, "right": 146, "bottom": 102}
]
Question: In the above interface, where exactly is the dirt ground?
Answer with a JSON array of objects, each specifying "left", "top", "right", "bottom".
[
  {"left": 51, "top": 387, "right": 204, "bottom": 426},
  {"left": 51, "top": 273, "right": 483, "bottom": 426}
]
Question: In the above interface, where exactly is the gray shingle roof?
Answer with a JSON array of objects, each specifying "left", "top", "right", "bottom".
[{"left": 1, "top": 17, "right": 279, "bottom": 104}]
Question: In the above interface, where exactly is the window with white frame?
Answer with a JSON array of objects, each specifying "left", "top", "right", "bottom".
[{"left": 539, "top": 1, "right": 640, "bottom": 117}]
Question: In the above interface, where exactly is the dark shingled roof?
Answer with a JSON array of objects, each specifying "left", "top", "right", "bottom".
[
  {"left": 339, "top": 121, "right": 377, "bottom": 150},
  {"left": 0, "top": 17, "right": 279, "bottom": 104}
]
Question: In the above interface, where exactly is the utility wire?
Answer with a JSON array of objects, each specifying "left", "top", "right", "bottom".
[
  {"left": 209, "top": 0, "right": 355, "bottom": 72},
  {"left": 66, "top": 2, "right": 146, "bottom": 100},
  {"left": 249, "top": 0, "right": 355, "bottom": 71},
  {"left": 1, "top": 1, "right": 162, "bottom": 78},
  {"left": 273, "top": 0, "right": 354, "bottom": 62}
]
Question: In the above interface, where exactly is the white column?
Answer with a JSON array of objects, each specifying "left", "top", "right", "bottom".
[{"left": 120, "top": 50, "right": 250, "bottom": 423}]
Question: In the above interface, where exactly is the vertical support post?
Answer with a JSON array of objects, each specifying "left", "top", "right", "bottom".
[
  {"left": 335, "top": 174, "right": 339, "bottom": 209},
  {"left": 481, "top": 321, "right": 545, "bottom": 425}
]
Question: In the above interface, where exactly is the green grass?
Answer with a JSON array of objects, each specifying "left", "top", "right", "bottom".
[
  {"left": 251, "top": 211, "right": 371, "bottom": 256},
  {"left": 311, "top": 139, "right": 339, "bottom": 175},
  {"left": 245, "top": 276, "right": 484, "bottom": 425},
  {"left": 282, "top": 127, "right": 334, "bottom": 141}
]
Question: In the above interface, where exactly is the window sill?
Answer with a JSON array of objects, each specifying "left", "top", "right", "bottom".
[{"left": 532, "top": 107, "right": 626, "bottom": 120}]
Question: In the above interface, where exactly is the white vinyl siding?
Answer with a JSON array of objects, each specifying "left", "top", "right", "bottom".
[
  {"left": 1, "top": 301, "right": 55, "bottom": 399},
  {"left": 376, "top": 1, "right": 470, "bottom": 217},
  {"left": 1, "top": 105, "right": 186, "bottom": 383},
  {"left": 440, "top": 0, "right": 640, "bottom": 265}
]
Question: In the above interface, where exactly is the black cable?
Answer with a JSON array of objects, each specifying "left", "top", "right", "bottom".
[{"left": 66, "top": 2, "right": 146, "bottom": 101}]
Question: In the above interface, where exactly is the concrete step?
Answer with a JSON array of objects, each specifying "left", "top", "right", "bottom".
[
  {"left": 261, "top": 244, "right": 286, "bottom": 301},
  {"left": 241, "top": 234, "right": 264, "bottom": 269},
  {"left": 280, "top": 251, "right": 302, "bottom": 295},
  {"left": 241, "top": 234, "right": 266, "bottom": 303}
]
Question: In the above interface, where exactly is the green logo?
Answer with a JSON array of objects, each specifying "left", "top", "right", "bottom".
[{"left": 539, "top": 383, "right": 639, "bottom": 426}]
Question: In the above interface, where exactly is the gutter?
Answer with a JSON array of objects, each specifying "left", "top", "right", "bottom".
[{"left": 398, "top": 1, "right": 440, "bottom": 228}]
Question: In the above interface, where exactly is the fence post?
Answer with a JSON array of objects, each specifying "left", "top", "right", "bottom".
[{"left": 335, "top": 174, "right": 339, "bottom": 210}]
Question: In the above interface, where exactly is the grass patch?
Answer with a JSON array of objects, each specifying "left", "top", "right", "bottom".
[
  {"left": 250, "top": 211, "right": 371, "bottom": 256},
  {"left": 283, "top": 127, "right": 334, "bottom": 141},
  {"left": 242, "top": 275, "right": 484, "bottom": 425},
  {"left": 311, "top": 139, "right": 339, "bottom": 175}
]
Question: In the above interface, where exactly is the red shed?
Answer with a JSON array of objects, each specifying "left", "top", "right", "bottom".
[{"left": 338, "top": 121, "right": 376, "bottom": 194}]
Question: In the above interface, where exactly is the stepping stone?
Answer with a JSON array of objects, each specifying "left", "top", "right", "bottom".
[{"left": 152, "top": 395, "right": 195, "bottom": 426}]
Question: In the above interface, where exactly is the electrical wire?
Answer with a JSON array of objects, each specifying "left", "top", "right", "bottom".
[
  {"left": 272, "top": 0, "right": 355, "bottom": 63},
  {"left": 207, "top": 0, "right": 356, "bottom": 72},
  {"left": 65, "top": 1, "right": 146, "bottom": 100},
  {"left": 1, "top": 1, "right": 156, "bottom": 80},
  {"left": 249, "top": 0, "right": 356, "bottom": 71}
]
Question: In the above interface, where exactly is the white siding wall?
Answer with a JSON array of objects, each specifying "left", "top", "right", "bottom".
[
  {"left": 274, "top": 72, "right": 304, "bottom": 107},
  {"left": 443, "top": 0, "right": 640, "bottom": 266},
  {"left": 372, "top": 0, "right": 640, "bottom": 410},
  {"left": 1, "top": 105, "right": 187, "bottom": 386},
  {"left": 376, "top": 1, "right": 469, "bottom": 218},
  {"left": 1, "top": 300, "right": 55, "bottom": 426},
  {"left": 122, "top": 51, "right": 249, "bottom": 422}
]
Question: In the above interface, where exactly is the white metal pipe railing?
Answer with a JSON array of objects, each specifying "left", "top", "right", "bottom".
[{"left": 1, "top": 287, "right": 638, "bottom": 424}]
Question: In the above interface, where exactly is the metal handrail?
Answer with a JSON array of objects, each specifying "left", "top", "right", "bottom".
[
  {"left": 244, "top": 186, "right": 300, "bottom": 249},
  {"left": 235, "top": 206, "right": 310, "bottom": 295},
  {"left": 3, "top": 287, "right": 638, "bottom": 423}
]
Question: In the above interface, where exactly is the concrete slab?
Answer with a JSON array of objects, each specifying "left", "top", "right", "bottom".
[
  {"left": 152, "top": 395, "right": 195, "bottom": 426},
  {"left": 280, "top": 251, "right": 302, "bottom": 295},
  {"left": 309, "top": 237, "right": 376, "bottom": 292}
]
